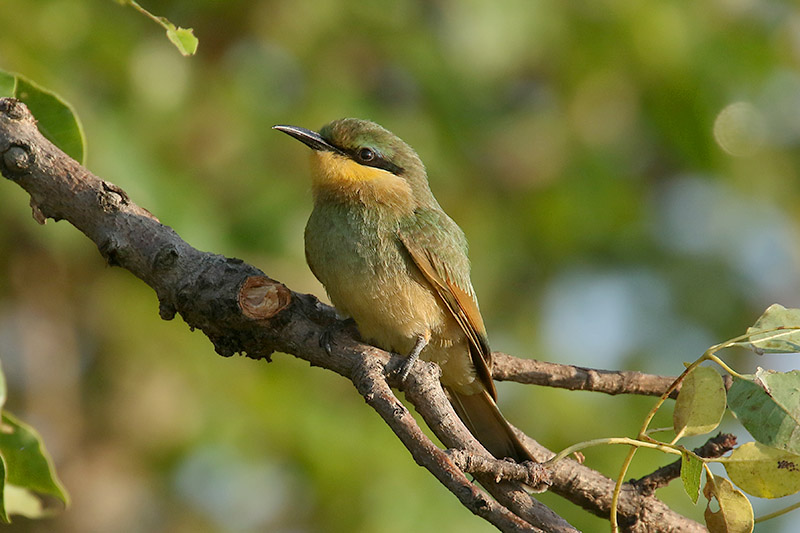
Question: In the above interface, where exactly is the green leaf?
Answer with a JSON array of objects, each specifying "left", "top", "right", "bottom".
[
  {"left": 673, "top": 366, "right": 726, "bottom": 438},
  {"left": 722, "top": 442, "right": 800, "bottom": 498},
  {"left": 703, "top": 475, "right": 754, "bottom": 533},
  {"left": 0, "top": 412, "right": 68, "bottom": 519},
  {"left": 728, "top": 369, "right": 800, "bottom": 454},
  {"left": 680, "top": 450, "right": 703, "bottom": 504},
  {"left": 0, "top": 69, "right": 85, "bottom": 164},
  {"left": 742, "top": 304, "right": 800, "bottom": 355},
  {"left": 166, "top": 25, "right": 198, "bottom": 56}
]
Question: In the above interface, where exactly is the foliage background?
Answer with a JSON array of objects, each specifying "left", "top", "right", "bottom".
[{"left": 1, "top": 1, "right": 800, "bottom": 531}]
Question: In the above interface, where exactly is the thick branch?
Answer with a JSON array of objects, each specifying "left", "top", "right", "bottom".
[{"left": 0, "top": 98, "right": 705, "bottom": 533}]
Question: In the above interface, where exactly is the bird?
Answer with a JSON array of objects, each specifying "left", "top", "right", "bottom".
[{"left": 274, "top": 118, "right": 533, "bottom": 463}]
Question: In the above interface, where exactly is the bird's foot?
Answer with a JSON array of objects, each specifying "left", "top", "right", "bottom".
[
  {"left": 319, "top": 317, "right": 358, "bottom": 355},
  {"left": 393, "top": 332, "right": 430, "bottom": 382},
  {"left": 395, "top": 355, "right": 417, "bottom": 382}
]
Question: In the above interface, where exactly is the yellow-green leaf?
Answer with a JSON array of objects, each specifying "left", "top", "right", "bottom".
[
  {"left": 673, "top": 366, "right": 726, "bottom": 437},
  {"left": 722, "top": 442, "right": 800, "bottom": 498},
  {"left": 728, "top": 369, "right": 800, "bottom": 454},
  {"left": 166, "top": 25, "right": 198, "bottom": 56},
  {"left": 743, "top": 304, "right": 800, "bottom": 354},
  {"left": 703, "top": 476, "right": 754, "bottom": 533},
  {"left": 681, "top": 450, "right": 703, "bottom": 504}
]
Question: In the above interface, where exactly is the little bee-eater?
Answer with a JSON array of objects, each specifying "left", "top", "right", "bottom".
[{"left": 274, "top": 119, "right": 532, "bottom": 462}]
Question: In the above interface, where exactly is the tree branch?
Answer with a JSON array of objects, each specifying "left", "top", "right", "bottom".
[
  {"left": 492, "top": 352, "right": 680, "bottom": 399},
  {"left": 0, "top": 98, "right": 705, "bottom": 532}
]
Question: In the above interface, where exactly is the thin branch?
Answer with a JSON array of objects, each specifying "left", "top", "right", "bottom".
[
  {"left": 0, "top": 98, "right": 705, "bottom": 533},
  {"left": 631, "top": 433, "right": 738, "bottom": 496},
  {"left": 492, "top": 352, "right": 681, "bottom": 399}
]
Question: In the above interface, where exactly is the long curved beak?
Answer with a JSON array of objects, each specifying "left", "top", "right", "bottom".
[{"left": 272, "top": 125, "right": 343, "bottom": 154}]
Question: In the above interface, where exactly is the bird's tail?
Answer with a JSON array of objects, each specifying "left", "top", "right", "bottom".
[{"left": 446, "top": 387, "right": 533, "bottom": 463}]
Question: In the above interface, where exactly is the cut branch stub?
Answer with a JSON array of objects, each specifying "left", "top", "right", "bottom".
[
  {"left": 238, "top": 275, "right": 292, "bottom": 320},
  {"left": 0, "top": 98, "right": 29, "bottom": 121}
]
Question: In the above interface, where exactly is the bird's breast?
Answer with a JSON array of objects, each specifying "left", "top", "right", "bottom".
[{"left": 305, "top": 204, "right": 450, "bottom": 355}]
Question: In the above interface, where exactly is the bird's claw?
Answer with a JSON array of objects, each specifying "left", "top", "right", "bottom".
[
  {"left": 319, "top": 328, "right": 335, "bottom": 355},
  {"left": 319, "top": 318, "right": 358, "bottom": 356}
]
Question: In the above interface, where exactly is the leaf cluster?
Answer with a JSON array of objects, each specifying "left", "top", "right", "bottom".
[{"left": 548, "top": 304, "right": 800, "bottom": 533}]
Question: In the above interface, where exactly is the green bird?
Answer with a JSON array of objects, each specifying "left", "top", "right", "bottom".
[{"left": 274, "top": 118, "right": 532, "bottom": 463}]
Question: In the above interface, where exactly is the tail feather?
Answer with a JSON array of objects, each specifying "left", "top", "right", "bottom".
[{"left": 446, "top": 387, "right": 533, "bottom": 463}]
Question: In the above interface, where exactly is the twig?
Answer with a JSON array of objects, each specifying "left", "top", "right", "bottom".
[{"left": 631, "top": 433, "right": 738, "bottom": 496}]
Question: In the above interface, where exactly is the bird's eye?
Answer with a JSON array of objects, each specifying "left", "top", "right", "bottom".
[{"left": 358, "top": 148, "right": 376, "bottom": 162}]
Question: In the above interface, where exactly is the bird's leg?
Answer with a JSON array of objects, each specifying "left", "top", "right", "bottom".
[{"left": 396, "top": 332, "right": 430, "bottom": 382}]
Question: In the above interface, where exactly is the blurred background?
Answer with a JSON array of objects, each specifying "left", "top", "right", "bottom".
[{"left": 1, "top": 0, "right": 800, "bottom": 531}]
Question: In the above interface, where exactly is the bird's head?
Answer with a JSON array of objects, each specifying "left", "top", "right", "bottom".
[{"left": 274, "top": 118, "right": 435, "bottom": 211}]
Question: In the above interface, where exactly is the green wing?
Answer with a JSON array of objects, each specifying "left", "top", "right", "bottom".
[{"left": 397, "top": 208, "right": 496, "bottom": 400}]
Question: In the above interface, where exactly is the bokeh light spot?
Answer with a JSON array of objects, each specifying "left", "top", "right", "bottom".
[{"left": 713, "top": 101, "right": 766, "bottom": 156}]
